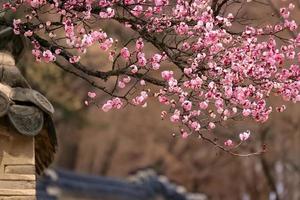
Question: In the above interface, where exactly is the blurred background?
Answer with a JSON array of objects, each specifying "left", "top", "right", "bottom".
[{"left": 12, "top": 0, "right": 300, "bottom": 199}]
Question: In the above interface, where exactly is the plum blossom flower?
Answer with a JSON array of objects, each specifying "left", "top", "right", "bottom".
[
  {"left": 137, "top": 52, "right": 147, "bottom": 66},
  {"left": 181, "top": 131, "right": 189, "bottom": 139},
  {"left": 118, "top": 81, "right": 126, "bottom": 88},
  {"left": 208, "top": 122, "right": 216, "bottom": 129},
  {"left": 102, "top": 98, "right": 123, "bottom": 112},
  {"left": 239, "top": 130, "right": 251, "bottom": 141},
  {"left": 199, "top": 101, "right": 208, "bottom": 110},
  {"left": 224, "top": 139, "right": 233, "bottom": 147},
  {"left": 158, "top": 95, "right": 169, "bottom": 105},
  {"left": 26, "top": 0, "right": 44, "bottom": 8},
  {"left": 99, "top": 38, "right": 113, "bottom": 51},
  {"left": 151, "top": 54, "right": 163, "bottom": 70},
  {"left": 131, "top": 5, "right": 143, "bottom": 16},
  {"left": 42, "top": 50, "right": 56, "bottom": 63},
  {"left": 176, "top": 22, "right": 189, "bottom": 35},
  {"left": 124, "top": 0, "right": 135, "bottom": 5},
  {"left": 13, "top": 19, "right": 21, "bottom": 34},
  {"left": 276, "top": 105, "right": 286, "bottom": 112},
  {"left": 154, "top": 0, "right": 168, "bottom": 7},
  {"left": 112, "top": 98, "right": 123, "bottom": 109},
  {"left": 102, "top": 101, "right": 113, "bottom": 112},
  {"left": 190, "top": 121, "right": 201, "bottom": 131},
  {"left": 242, "top": 109, "right": 251, "bottom": 117},
  {"left": 132, "top": 91, "right": 148, "bottom": 106},
  {"left": 69, "top": 55, "right": 80, "bottom": 63},
  {"left": 130, "top": 65, "right": 138, "bottom": 73},
  {"left": 120, "top": 47, "right": 130, "bottom": 60},
  {"left": 88, "top": 92, "right": 96, "bottom": 98},
  {"left": 182, "top": 100, "right": 192, "bottom": 111},
  {"left": 140, "top": 80, "right": 146, "bottom": 86},
  {"left": 123, "top": 76, "right": 131, "bottom": 83},
  {"left": 135, "top": 38, "right": 144, "bottom": 51},
  {"left": 161, "top": 70, "right": 173, "bottom": 81},
  {"left": 55, "top": 49, "right": 62, "bottom": 54},
  {"left": 170, "top": 109, "right": 180, "bottom": 122},
  {"left": 10, "top": 0, "right": 300, "bottom": 151}
]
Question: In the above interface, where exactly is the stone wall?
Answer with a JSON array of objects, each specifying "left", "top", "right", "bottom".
[{"left": 0, "top": 119, "right": 36, "bottom": 200}]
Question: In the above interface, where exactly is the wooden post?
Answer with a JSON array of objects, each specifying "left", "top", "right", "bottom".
[
  {"left": 0, "top": 51, "right": 57, "bottom": 199},
  {"left": 0, "top": 52, "right": 36, "bottom": 199},
  {"left": 0, "top": 119, "right": 36, "bottom": 200}
]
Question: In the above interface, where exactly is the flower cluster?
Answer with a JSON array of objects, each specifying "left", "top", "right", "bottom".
[{"left": 4, "top": 0, "right": 300, "bottom": 150}]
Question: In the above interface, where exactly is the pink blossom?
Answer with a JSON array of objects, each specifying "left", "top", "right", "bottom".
[
  {"left": 10, "top": 0, "right": 300, "bottom": 149},
  {"left": 101, "top": 98, "right": 123, "bottom": 112},
  {"left": 120, "top": 47, "right": 130, "bottom": 60},
  {"left": 181, "top": 131, "right": 189, "bottom": 139},
  {"left": 135, "top": 38, "right": 144, "bottom": 51},
  {"left": 69, "top": 55, "right": 80, "bottom": 63},
  {"left": 124, "top": 0, "right": 135, "bottom": 5},
  {"left": 118, "top": 81, "right": 126, "bottom": 88},
  {"left": 130, "top": 65, "right": 138, "bottom": 73},
  {"left": 123, "top": 76, "right": 131, "bottom": 83},
  {"left": 239, "top": 130, "right": 251, "bottom": 141},
  {"left": 242, "top": 109, "right": 251, "bottom": 117},
  {"left": 184, "top": 68, "right": 193, "bottom": 75},
  {"left": 151, "top": 54, "right": 163, "bottom": 70},
  {"left": 112, "top": 98, "right": 123, "bottom": 109},
  {"left": 175, "top": 22, "right": 189, "bottom": 35},
  {"left": 140, "top": 80, "right": 146, "bottom": 86},
  {"left": 182, "top": 100, "right": 192, "bottom": 111},
  {"left": 158, "top": 95, "right": 169, "bottom": 105},
  {"left": 131, "top": 5, "right": 143, "bottom": 17},
  {"left": 154, "top": 0, "right": 168, "bottom": 7},
  {"left": 132, "top": 91, "right": 148, "bottom": 106},
  {"left": 199, "top": 101, "right": 208, "bottom": 110},
  {"left": 42, "top": 50, "right": 56, "bottom": 63},
  {"left": 224, "top": 139, "right": 233, "bottom": 147},
  {"left": 99, "top": 8, "right": 115, "bottom": 18},
  {"left": 161, "top": 71, "right": 173, "bottom": 81},
  {"left": 99, "top": 38, "right": 113, "bottom": 51},
  {"left": 13, "top": 19, "right": 21, "bottom": 34},
  {"left": 289, "top": 3, "right": 295, "bottom": 10},
  {"left": 26, "top": 0, "right": 44, "bottom": 8},
  {"left": 46, "top": 21, "right": 51, "bottom": 26},
  {"left": 32, "top": 49, "right": 41, "bottom": 61},
  {"left": 137, "top": 52, "right": 147, "bottom": 66},
  {"left": 208, "top": 122, "right": 216, "bottom": 129},
  {"left": 55, "top": 49, "right": 62, "bottom": 54},
  {"left": 88, "top": 92, "right": 96, "bottom": 98},
  {"left": 190, "top": 121, "right": 201, "bottom": 131},
  {"left": 170, "top": 109, "right": 180, "bottom": 122},
  {"left": 276, "top": 105, "right": 286, "bottom": 112},
  {"left": 102, "top": 101, "right": 113, "bottom": 112}
]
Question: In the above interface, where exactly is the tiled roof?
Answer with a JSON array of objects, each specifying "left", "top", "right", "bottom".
[{"left": 37, "top": 169, "right": 207, "bottom": 200}]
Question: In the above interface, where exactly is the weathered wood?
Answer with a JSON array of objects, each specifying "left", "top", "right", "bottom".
[
  {"left": 5, "top": 165, "right": 35, "bottom": 174},
  {"left": 0, "top": 196, "right": 36, "bottom": 200},
  {"left": 0, "top": 189, "right": 35, "bottom": 196},
  {"left": 0, "top": 118, "right": 36, "bottom": 199},
  {"left": 0, "top": 180, "right": 35, "bottom": 189}
]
